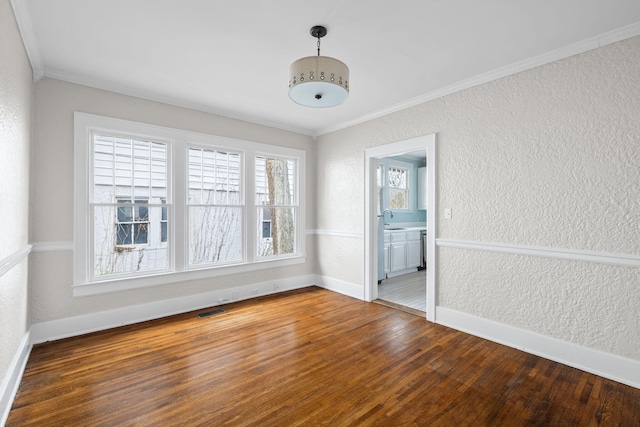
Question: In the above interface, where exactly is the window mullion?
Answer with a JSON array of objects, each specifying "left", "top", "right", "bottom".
[
  {"left": 129, "top": 141, "right": 134, "bottom": 200},
  {"left": 245, "top": 151, "right": 256, "bottom": 263},
  {"left": 200, "top": 148, "right": 205, "bottom": 202},
  {"left": 173, "top": 140, "right": 186, "bottom": 271},
  {"left": 225, "top": 151, "right": 231, "bottom": 204},
  {"left": 110, "top": 137, "right": 115, "bottom": 202},
  {"left": 76, "top": 113, "right": 305, "bottom": 290},
  {"left": 147, "top": 142, "right": 152, "bottom": 204}
]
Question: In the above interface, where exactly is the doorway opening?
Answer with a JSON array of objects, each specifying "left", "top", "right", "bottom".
[{"left": 364, "top": 134, "right": 436, "bottom": 321}]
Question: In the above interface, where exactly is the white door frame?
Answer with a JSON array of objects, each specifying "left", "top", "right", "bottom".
[{"left": 364, "top": 134, "right": 437, "bottom": 322}]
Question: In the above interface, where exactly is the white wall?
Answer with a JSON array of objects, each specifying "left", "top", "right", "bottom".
[
  {"left": 316, "top": 36, "right": 640, "bottom": 362},
  {"left": 0, "top": 0, "right": 32, "bottom": 415},
  {"left": 29, "top": 78, "right": 317, "bottom": 324}
]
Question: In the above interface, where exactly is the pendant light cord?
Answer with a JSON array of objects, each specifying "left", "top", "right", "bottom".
[{"left": 317, "top": 36, "right": 321, "bottom": 56}]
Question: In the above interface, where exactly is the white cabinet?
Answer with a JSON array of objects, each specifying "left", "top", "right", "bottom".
[
  {"left": 384, "top": 230, "right": 422, "bottom": 277},
  {"left": 405, "top": 230, "right": 422, "bottom": 270},
  {"left": 418, "top": 166, "right": 427, "bottom": 210},
  {"left": 390, "top": 243, "right": 407, "bottom": 272},
  {"left": 383, "top": 233, "right": 390, "bottom": 274},
  {"left": 390, "top": 245, "right": 406, "bottom": 273},
  {"left": 406, "top": 239, "right": 421, "bottom": 268},
  {"left": 389, "top": 231, "right": 406, "bottom": 273}
]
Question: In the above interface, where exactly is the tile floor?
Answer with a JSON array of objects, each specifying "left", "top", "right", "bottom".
[{"left": 377, "top": 269, "right": 426, "bottom": 312}]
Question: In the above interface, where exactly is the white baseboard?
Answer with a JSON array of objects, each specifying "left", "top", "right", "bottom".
[
  {"left": 30, "top": 275, "right": 316, "bottom": 345},
  {"left": 386, "top": 268, "right": 419, "bottom": 279},
  {"left": 1, "top": 332, "right": 31, "bottom": 427},
  {"left": 315, "top": 275, "right": 364, "bottom": 300},
  {"left": 435, "top": 306, "right": 640, "bottom": 389}
]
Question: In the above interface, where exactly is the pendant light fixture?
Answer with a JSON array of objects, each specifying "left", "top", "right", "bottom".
[{"left": 289, "top": 25, "right": 349, "bottom": 108}]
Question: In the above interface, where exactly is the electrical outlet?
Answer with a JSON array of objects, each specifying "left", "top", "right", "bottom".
[{"left": 444, "top": 208, "right": 452, "bottom": 219}]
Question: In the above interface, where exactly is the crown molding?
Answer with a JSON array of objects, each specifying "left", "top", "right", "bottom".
[
  {"left": 9, "top": 0, "right": 640, "bottom": 139},
  {"left": 8, "top": 0, "right": 311, "bottom": 135},
  {"left": 43, "top": 67, "right": 314, "bottom": 136},
  {"left": 315, "top": 21, "right": 640, "bottom": 137},
  {"left": 9, "top": 0, "right": 44, "bottom": 81}
]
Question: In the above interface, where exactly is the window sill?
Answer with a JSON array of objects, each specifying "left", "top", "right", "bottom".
[{"left": 73, "top": 255, "right": 306, "bottom": 297}]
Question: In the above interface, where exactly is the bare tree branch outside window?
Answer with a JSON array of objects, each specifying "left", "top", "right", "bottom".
[
  {"left": 91, "top": 135, "right": 299, "bottom": 277},
  {"left": 188, "top": 148, "right": 242, "bottom": 266},
  {"left": 257, "top": 156, "right": 296, "bottom": 257},
  {"left": 92, "top": 135, "right": 168, "bottom": 277}
]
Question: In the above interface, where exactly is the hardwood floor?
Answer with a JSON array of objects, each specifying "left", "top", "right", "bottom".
[
  {"left": 378, "top": 269, "right": 426, "bottom": 312},
  {"left": 8, "top": 287, "right": 640, "bottom": 426}
]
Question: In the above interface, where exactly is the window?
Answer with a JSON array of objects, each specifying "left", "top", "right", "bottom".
[
  {"left": 378, "top": 159, "right": 413, "bottom": 213},
  {"left": 115, "top": 199, "right": 149, "bottom": 246},
  {"left": 255, "top": 156, "right": 297, "bottom": 258},
  {"left": 74, "top": 113, "right": 305, "bottom": 294},
  {"left": 388, "top": 166, "right": 409, "bottom": 210},
  {"left": 187, "top": 147, "right": 243, "bottom": 266},
  {"left": 160, "top": 198, "right": 168, "bottom": 243},
  {"left": 261, "top": 208, "right": 272, "bottom": 239},
  {"left": 92, "top": 135, "right": 168, "bottom": 277}
]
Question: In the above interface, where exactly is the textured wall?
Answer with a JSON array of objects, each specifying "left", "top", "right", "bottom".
[
  {"left": 0, "top": 0, "right": 32, "bottom": 391},
  {"left": 316, "top": 36, "right": 640, "bottom": 360},
  {"left": 30, "top": 78, "right": 316, "bottom": 323},
  {"left": 439, "top": 248, "right": 640, "bottom": 359},
  {"left": 438, "top": 43, "right": 640, "bottom": 251}
]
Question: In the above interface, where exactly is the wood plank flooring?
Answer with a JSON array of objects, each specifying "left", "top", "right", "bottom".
[{"left": 7, "top": 286, "right": 640, "bottom": 426}]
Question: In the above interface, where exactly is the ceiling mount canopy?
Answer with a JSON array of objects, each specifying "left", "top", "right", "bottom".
[{"left": 289, "top": 25, "right": 349, "bottom": 108}]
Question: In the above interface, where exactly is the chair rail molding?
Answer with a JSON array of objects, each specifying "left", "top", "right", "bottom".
[
  {"left": 0, "top": 245, "right": 32, "bottom": 278},
  {"left": 436, "top": 239, "right": 640, "bottom": 268},
  {"left": 310, "top": 229, "right": 363, "bottom": 239},
  {"left": 31, "top": 241, "right": 74, "bottom": 252}
]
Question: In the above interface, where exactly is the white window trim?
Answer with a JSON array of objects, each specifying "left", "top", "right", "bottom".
[
  {"left": 380, "top": 158, "right": 414, "bottom": 212},
  {"left": 74, "top": 112, "right": 306, "bottom": 296},
  {"left": 254, "top": 151, "right": 300, "bottom": 261}
]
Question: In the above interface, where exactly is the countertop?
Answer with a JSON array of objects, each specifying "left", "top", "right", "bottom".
[{"left": 383, "top": 226, "right": 426, "bottom": 232}]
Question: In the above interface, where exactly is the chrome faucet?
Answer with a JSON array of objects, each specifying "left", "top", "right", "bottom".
[{"left": 381, "top": 209, "right": 394, "bottom": 226}]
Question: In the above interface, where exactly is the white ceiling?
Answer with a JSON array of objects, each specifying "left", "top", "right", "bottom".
[{"left": 14, "top": 0, "right": 640, "bottom": 136}]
